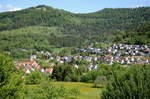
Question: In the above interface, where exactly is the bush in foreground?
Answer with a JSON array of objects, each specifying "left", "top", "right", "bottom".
[
  {"left": 102, "top": 65, "right": 150, "bottom": 99},
  {"left": 0, "top": 54, "right": 24, "bottom": 99}
]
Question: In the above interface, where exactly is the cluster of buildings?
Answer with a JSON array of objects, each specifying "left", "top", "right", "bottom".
[
  {"left": 14, "top": 44, "right": 150, "bottom": 73},
  {"left": 76, "top": 44, "right": 150, "bottom": 57},
  {"left": 75, "top": 44, "right": 150, "bottom": 66},
  {"left": 15, "top": 61, "right": 53, "bottom": 74},
  {"left": 107, "top": 44, "right": 150, "bottom": 57},
  {"left": 75, "top": 47, "right": 101, "bottom": 54}
]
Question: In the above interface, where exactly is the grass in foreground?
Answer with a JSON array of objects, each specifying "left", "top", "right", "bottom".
[{"left": 51, "top": 82, "right": 103, "bottom": 99}]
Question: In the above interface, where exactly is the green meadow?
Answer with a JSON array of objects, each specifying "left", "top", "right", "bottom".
[{"left": 51, "top": 82, "right": 103, "bottom": 99}]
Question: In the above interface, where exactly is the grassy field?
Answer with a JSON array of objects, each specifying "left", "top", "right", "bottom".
[{"left": 51, "top": 82, "right": 103, "bottom": 99}]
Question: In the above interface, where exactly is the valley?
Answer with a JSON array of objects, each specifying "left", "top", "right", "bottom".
[{"left": 0, "top": 4, "right": 150, "bottom": 99}]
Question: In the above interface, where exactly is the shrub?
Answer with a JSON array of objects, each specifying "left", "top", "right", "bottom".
[
  {"left": 0, "top": 54, "right": 24, "bottom": 99},
  {"left": 102, "top": 65, "right": 150, "bottom": 99},
  {"left": 25, "top": 71, "right": 44, "bottom": 84}
]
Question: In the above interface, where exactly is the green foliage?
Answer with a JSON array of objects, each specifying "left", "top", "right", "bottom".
[
  {"left": 0, "top": 54, "right": 14, "bottom": 86},
  {"left": 1, "top": 6, "right": 150, "bottom": 34},
  {"left": 94, "top": 76, "right": 107, "bottom": 87},
  {"left": 114, "top": 22, "right": 150, "bottom": 45},
  {"left": 75, "top": 60, "right": 89, "bottom": 65},
  {"left": 25, "top": 82, "right": 65, "bottom": 99},
  {"left": 81, "top": 63, "right": 125, "bottom": 83},
  {"left": 0, "top": 53, "right": 24, "bottom": 99},
  {"left": 51, "top": 82, "right": 100, "bottom": 99},
  {"left": 25, "top": 81, "right": 80, "bottom": 99},
  {"left": 58, "top": 47, "right": 72, "bottom": 55},
  {"left": 52, "top": 62, "right": 121, "bottom": 83},
  {"left": 37, "top": 60, "right": 51, "bottom": 69},
  {"left": 94, "top": 42, "right": 112, "bottom": 50},
  {"left": 0, "top": 73, "right": 25, "bottom": 99},
  {"left": 98, "top": 63, "right": 125, "bottom": 80},
  {"left": 10, "top": 49, "right": 31, "bottom": 59},
  {"left": 81, "top": 70, "right": 101, "bottom": 83},
  {"left": 52, "top": 64, "right": 81, "bottom": 82},
  {"left": 25, "top": 71, "right": 45, "bottom": 84},
  {"left": 0, "top": 6, "right": 150, "bottom": 54},
  {"left": 102, "top": 65, "right": 150, "bottom": 99}
]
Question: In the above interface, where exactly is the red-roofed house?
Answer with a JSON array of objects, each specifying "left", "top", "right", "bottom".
[
  {"left": 45, "top": 68, "right": 53, "bottom": 74},
  {"left": 15, "top": 61, "right": 40, "bottom": 74},
  {"left": 15, "top": 61, "right": 53, "bottom": 74}
]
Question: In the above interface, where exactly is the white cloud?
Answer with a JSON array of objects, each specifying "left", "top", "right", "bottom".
[{"left": 0, "top": 4, "right": 22, "bottom": 12}]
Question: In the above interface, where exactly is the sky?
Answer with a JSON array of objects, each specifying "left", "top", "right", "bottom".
[{"left": 0, "top": 0, "right": 150, "bottom": 13}]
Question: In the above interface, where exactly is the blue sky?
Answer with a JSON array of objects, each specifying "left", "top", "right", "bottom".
[{"left": 0, "top": 0, "right": 150, "bottom": 13}]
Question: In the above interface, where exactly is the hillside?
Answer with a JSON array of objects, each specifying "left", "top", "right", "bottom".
[
  {"left": 114, "top": 22, "right": 150, "bottom": 45},
  {"left": 0, "top": 5, "right": 150, "bottom": 56},
  {"left": 0, "top": 5, "right": 150, "bottom": 33}
]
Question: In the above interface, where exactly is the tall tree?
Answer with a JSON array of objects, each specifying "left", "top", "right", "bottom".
[{"left": 0, "top": 53, "right": 24, "bottom": 99}]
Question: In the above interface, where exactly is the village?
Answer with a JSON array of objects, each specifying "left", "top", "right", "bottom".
[{"left": 14, "top": 44, "right": 150, "bottom": 74}]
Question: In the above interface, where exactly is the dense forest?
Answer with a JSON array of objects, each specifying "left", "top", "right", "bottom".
[
  {"left": 0, "top": 5, "right": 150, "bottom": 55},
  {"left": 114, "top": 22, "right": 150, "bottom": 45},
  {"left": 1, "top": 5, "right": 150, "bottom": 33}
]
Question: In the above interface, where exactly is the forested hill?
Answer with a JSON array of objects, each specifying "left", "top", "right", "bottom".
[
  {"left": 0, "top": 5, "right": 150, "bottom": 34},
  {"left": 0, "top": 5, "right": 150, "bottom": 53},
  {"left": 114, "top": 22, "right": 150, "bottom": 45}
]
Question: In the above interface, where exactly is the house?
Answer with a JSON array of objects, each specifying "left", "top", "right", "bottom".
[
  {"left": 120, "top": 60, "right": 125, "bottom": 64},
  {"left": 15, "top": 61, "right": 40, "bottom": 74},
  {"left": 30, "top": 55, "right": 37, "bottom": 61},
  {"left": 88, "top": 63, "right": 97, "bottom": 70},
  {"left": 15, "top": 61, "right": 54, "bottom": 74},
  {"left": 105, "top": 55, "right": 113, "bottom": 61},
  {"left": 45, "top": 68, "right": 53, "bottom": 74}
]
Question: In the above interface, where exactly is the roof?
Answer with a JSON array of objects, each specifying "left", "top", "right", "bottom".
[
  {"left": 15, "top": 61, "right": 53, "bottom": 74},
  {"left": 45, "top": 68, "right": 53, "bottom": 73},
  {"left": 15, "top": 61, "right": 40, "bottom": 71}
]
